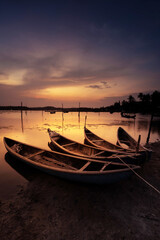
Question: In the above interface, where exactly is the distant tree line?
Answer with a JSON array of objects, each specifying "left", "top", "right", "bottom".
[
  {"left": 106, "top": 90, "right": 160, "bottom": 114},
  {"left": 0, "top": 90, "right": 160, "bottom": 113}
]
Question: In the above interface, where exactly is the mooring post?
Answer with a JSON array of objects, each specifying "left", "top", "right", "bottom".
[
  {"left": 136, "top": 135, "right": 141, "bottom": 153},
  {"left": 21, "top": 101, "right": 24, "bottom": 132},
  {"left": 85, "top": 115, "right": 87, "bottom": 128},
  {"left": 146, "top": 112, "right": 154, "bottom": 144}
]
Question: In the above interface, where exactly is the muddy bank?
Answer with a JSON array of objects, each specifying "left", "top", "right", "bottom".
[{"left": 0, "top": 142, "right": 160, "bottom": 240}]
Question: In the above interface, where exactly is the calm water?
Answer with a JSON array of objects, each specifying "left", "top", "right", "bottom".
[{"left": 0, "top": 111, "right": 160, "bottom": 200}]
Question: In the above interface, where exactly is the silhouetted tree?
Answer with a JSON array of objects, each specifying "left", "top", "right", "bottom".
[
  {"left": 138, "top": 93, "right": 144, "bottom": 101},
  {"left": 128, "top": 95, "right": 135, "bottom": 103},
  {"left": 151, "top": 91, "right": 160, "bottom": 107},
  {"left": 143, "top": 94, "right": 150, "bottom": 103},
  {"left": 138, "top": 93, "right": 150, "bottom": 103}
]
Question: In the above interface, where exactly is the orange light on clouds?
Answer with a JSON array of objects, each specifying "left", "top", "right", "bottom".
[
  {"left": 0, "top": 70, "right": 26, "bottom": 86},
  {"left": 24, "top": 78, "right": 137, "bottom": 103},
  {"left": 31, "top": 85, "right": 101, "bottom": 102}
]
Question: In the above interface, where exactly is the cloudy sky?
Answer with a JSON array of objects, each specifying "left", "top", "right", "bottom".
[{"left": 0, "top": 0, "right": 160, "bottom": 107}]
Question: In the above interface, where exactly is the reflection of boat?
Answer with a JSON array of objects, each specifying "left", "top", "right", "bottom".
[
  {"left": 50, "top": 111, "right": 56, "bottom": 114},
  {"left": 84, "top": 127, "right": 129, "bottom": 152},
  {"left": 3, "top": 137, "right": 140, "bottom": 184},
  {"left": 121, "top": 112, "right": 136, "bottom": 119},
  {"left": 5, "top": 152, "right": 39, "bottom": 181},
  {"left": 63, "top": 110, "right": 68, "bottom": 113},
  {"left": 117, "top": 127, "right": 152, "bottom": 161},
  {"left": 48, "top": 129, "right": 142, "bottom": 165}
]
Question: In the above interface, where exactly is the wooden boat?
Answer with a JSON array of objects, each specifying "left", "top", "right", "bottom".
[
  {"left": 121, "top": 112, "right": 136, "bottom": 119},
  {"left": 48, "top": 129, "right": 143, "bottom": 165},
  {"left": 3, "top": 137, "right": 140, "bottom": 184},
  {"left": 84, "top": 127, "right": 151, "bottom": 164},
  {"left": 84, "top": 127, "right": 130, "bottom": 152},
  {"left": 117, "top": 127, "right": 152, "bottom": 161}
]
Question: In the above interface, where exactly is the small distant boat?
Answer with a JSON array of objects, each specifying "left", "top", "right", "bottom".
[
  {"left": 121, "top": 112, "right": 136, "bottom": 119},
  {"left": 109, "top": 110, "right": 114, "bottom": 114},
  {"left": 3, "top": 137, "right": 140, "bottom": 184},
  {"left": 50, "top": 111, "right": 56, "bottom": 114},
  {"left": 117, "top": 127, "right": 152, "bottom": 161},
  {"left": 48, "top": 129, "right": 142, "bottom": 165}
]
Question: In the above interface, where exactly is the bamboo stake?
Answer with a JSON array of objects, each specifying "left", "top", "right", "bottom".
[
  {"left": 146, "top": 112, "right": 154, "bottom": 144},
  {"left": 85, "top": 115, "right": 87, "bottom": 128},
  {"left": 136, "top": 135, "right": 141, "bottom": 153}
]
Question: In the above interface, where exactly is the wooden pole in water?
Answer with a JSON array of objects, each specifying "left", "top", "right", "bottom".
[
  {"left": 136, "top": 135, "right": 141, "bottom": 153},
  {"left": 21, "top": 101, "right": 24, "bottom": 132},
  {"left": 85, "top": 115, "right": 87, "bottom": 128},
  {"left": 146, "top": 112, "right": 154, "bottom": 144},
  {"left": 78, "top": 102, "right": 80, "bottom": 125}
]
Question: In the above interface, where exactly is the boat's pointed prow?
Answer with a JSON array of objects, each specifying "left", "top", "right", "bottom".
[{"left": 47, "top": 128, "right": 51, "bottom": 133}]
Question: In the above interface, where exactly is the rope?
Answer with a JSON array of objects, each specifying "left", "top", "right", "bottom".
[{"left": 116, "top": 156, "right": 160, "bottom": 195}]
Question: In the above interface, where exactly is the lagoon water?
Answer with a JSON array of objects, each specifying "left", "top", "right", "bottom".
[{"left": 0, "top": 111, "right": 160, "bottom": 200}]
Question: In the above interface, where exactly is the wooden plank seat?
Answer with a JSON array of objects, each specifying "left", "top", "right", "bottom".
[
  {"left": 62, "top": 142, "right": 76, "bottom": 147},
  {"left": 43, "top": 156, "right": 77, "bottom": 170},
  {"left": 92, "top": 139, "right": 104, "bottom": 142},
  {"left": 100, "top": 162, "right": 111, "bottom": 172},
  {"left": 28, "top": 150, "right": 44, "bottom": 158},
  {"left": 78, "top": 161, "right": 91, "bottom": 171},
  {"left": 93, "top": 150, "right": 105, "bottom": 156}
]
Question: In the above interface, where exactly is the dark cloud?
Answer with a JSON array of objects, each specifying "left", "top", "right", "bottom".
[
  {"left": 0, "top": 1, "right": 160, "bottom": 106},
  {"left": 86, "top": 81, "right": 111, "bottom": 89},
  {"left": 86, "top": 85, "right": 103, "bottom": 89}
]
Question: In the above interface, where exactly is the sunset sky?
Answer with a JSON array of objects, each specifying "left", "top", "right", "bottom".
[{"left": 0, "top": 0, "right": 160, "bottom": 107}]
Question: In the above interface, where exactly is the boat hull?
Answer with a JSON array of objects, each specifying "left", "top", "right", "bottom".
[{"left": 4, "top": 137, "right": 140, "bottom": 184}]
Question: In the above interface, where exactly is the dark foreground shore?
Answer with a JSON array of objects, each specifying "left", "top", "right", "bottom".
[{"left": 0, "top": 142, "right": 160, "bottom": 240}]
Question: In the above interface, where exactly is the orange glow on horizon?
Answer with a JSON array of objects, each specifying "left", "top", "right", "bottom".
[{"left": 25, "top": 85, "right": 105, "bottom": 102}]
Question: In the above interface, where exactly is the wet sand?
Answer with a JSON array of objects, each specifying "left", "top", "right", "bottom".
[{"left": 0, "top": 142, "right": 160, "bottom": 240}]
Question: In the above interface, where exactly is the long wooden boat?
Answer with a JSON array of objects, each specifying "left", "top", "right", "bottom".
[
  {"left": 117, "top": 127, "right": 152, "bottom": 161},
  {"left": 48, "top": 129, "right": 143, "bottom": 165},
  {"left": 84, "top": 127, "right": 129, "bottom": 152},
  {"left": 3, "top": 137, "right": 140, "bottom": 184}
]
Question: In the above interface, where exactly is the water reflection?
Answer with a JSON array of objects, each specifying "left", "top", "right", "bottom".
[
  {"left": 5, "top": 153, "right": 40, "bottom": 182},
  {"left": 137, "top": 120, "right": 150, "bottom": 131},
  {"left": 151, "top": 119, "right": 160, "bottom": 135},
  {"left": 21, "top": 109, "right": 24, "bottom": 133},
  {"left": 78, "top": 112, "right": 80, "bottom": 129},
  {"left": 62, "top": 112, "right": 64, "bottom": 134}
]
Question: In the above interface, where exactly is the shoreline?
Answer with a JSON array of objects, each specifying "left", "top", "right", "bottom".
[{"left": 0, "top": 142, "right": 160, "bottom": 240}]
